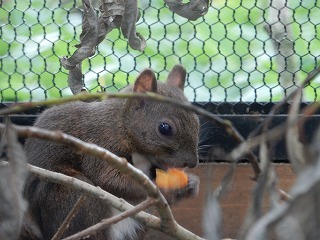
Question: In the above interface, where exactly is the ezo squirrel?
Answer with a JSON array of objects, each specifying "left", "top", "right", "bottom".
[{"left": 20, "top": 65, "right": 200, "bottom": 240}]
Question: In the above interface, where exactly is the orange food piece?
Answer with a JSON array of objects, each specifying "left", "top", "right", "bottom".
[{"left": 155, "top": 168, "right": 188, "bottom": 189}]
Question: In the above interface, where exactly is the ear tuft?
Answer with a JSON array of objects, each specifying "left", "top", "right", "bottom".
[
  {"left": 166, "top": 65, "right": 187, "bottom": 90},
  {"left": 133, "top": 69, "right": 157, "bottom": 93}
]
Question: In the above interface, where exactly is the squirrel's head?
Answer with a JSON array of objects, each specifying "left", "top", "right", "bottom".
[{"left": 122, "top": 65, "right": 199, "bottom": 178}]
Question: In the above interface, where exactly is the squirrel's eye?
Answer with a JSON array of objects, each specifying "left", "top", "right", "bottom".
[{"left": 159, "top": 122, "right": 173, "bottom": 136}]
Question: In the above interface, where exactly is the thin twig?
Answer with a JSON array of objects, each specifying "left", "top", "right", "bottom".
[
  {"left": 230, "top": 121, "right": 287, "bottom": 162},
  {"left": 250, "top": 65, "right": 320, "bottom": 137},
  {"left": 0, "top": 123, "right": 161, "bottom": 219},
  {"left": 10, "top": 123, "right": 159, "bottom": 198},
  {"left": 1, "top": 160, "right": 160, "bottom": 227},
  {"left": 0, "top": 93, "right": 107, "bottom": 115},
  {"left": 63, "top": 198, "right": 156, "bottom": 240},
  {"left": 230, "top": 101, "right": 320, "bottom": 162},
  {"left": 1, "top": 66, "right": 319, "bottom": 180},
  {"left": 0, "top": 91, "right": 261, "bottom": 179},
  {"left": 228, "top": 102, "right": 320, "bottom": 201},
  {"left": 52, "top": 195, "right": 86, "bottom": 240},
  {"left": 0, "top": 123, "right": 205, "bottom": 240}
]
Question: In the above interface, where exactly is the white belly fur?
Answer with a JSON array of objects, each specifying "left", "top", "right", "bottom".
[{"left": 109, "top": 208, "right": 143, "bottom": 240}]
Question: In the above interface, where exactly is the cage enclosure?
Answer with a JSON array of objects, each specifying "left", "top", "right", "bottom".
[{"left": 0, "top": 0, "right": 319, "bottom": 238}]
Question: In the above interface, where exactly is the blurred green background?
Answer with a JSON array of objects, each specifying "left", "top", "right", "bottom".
[{"left": 0, "top": 0, "right": 319, "bottom": 102}]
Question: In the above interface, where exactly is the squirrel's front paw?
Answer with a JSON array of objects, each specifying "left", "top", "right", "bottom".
[{"left": 160, "top": 173, "right": 199, "bottom": 204}]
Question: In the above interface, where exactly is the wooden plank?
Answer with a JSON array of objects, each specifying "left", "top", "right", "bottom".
[{"left": 171, "top": 163, "right": 295, "bottom": 239}]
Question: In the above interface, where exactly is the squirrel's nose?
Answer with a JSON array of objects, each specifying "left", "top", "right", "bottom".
[
  {"left": 184, "top": 156, "right": 198, "bottom": 168},
  {"left": 188, "top": 160, "right": 198, "bottom": 168}
]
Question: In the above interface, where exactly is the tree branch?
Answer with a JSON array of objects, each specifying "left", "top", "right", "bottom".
[
  {"left": 6, "top": 160, "right": 160, "bottom": 229},
  {"left": 63, "top": 198, "right": 156, "bottom": 240},
  {"left": 0, "top": 123, "right": 205, "bottom": 240},
  {"left": 0, "top": 91, "right": 261, "bottom": 180},
  {"left": 52, "top": 195, "right": 86, "bottom": 240}
]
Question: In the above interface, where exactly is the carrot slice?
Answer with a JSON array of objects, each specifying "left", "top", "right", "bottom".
[{"left": 155, "top": 168, "right": 188, "bottom": 189}]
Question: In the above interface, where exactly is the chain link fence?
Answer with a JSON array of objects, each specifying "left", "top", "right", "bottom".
[{"left": 0, "top": 0, "right": 319, "bottom": 103}]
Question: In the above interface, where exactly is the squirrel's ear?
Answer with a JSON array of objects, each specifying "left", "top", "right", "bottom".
[
  {"left": 133, "top": 69, "right": 157, "bottom": 93},
  {"left": 166, "top": 65, "right": 186, "bottom": 90}
]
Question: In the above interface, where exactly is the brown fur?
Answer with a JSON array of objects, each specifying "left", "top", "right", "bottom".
[{"left": 20, "top": 65, "right": 199, "bottom": 240}]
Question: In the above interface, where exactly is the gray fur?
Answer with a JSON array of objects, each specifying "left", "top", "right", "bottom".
[{"left": 20, "top": 65, "right": 199, "bottom": 240}]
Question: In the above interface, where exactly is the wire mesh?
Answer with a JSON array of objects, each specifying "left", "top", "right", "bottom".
[{"left": 0, "top": 0, "right": 319, "bottom": 103}]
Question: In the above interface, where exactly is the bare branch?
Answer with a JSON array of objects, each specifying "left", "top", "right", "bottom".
[
  {"left": 51, "top": 195, "right": 86, "bottom": 240},
  {"left": 1, "top": 160, "right": 160, "bottom": 229},
  {"left": 230, "top": 101, "right": 320, "bottom": 162},
  {"left": 63, "top": 198, "right": 156, "bottom": 240},
  {"left": 250, "top": 64, "right": 320, "bottom": 137},
  {"left": 0, "top": 91, "right": 261, "bottom": 180},
  {"left": 285, "top": 83, "right": 307, "bottom": 172},
  {"left": 0, "top": 123, "right": 205, "bottom": 240},
  {"left": 2, "top": 66, "right": 318, "bottom": 181},
  {"left": 8, "top": 124, "right": 159, "bottom": 198}
]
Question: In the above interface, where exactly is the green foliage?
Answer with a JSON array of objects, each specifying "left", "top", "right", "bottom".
[{"left": 0, "top": 0, "right": 319, "bottom": 102}]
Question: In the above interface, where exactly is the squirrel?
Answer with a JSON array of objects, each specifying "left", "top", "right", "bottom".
[{"left": 19, "top": 65, "right": 200, "bottom": 240}]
